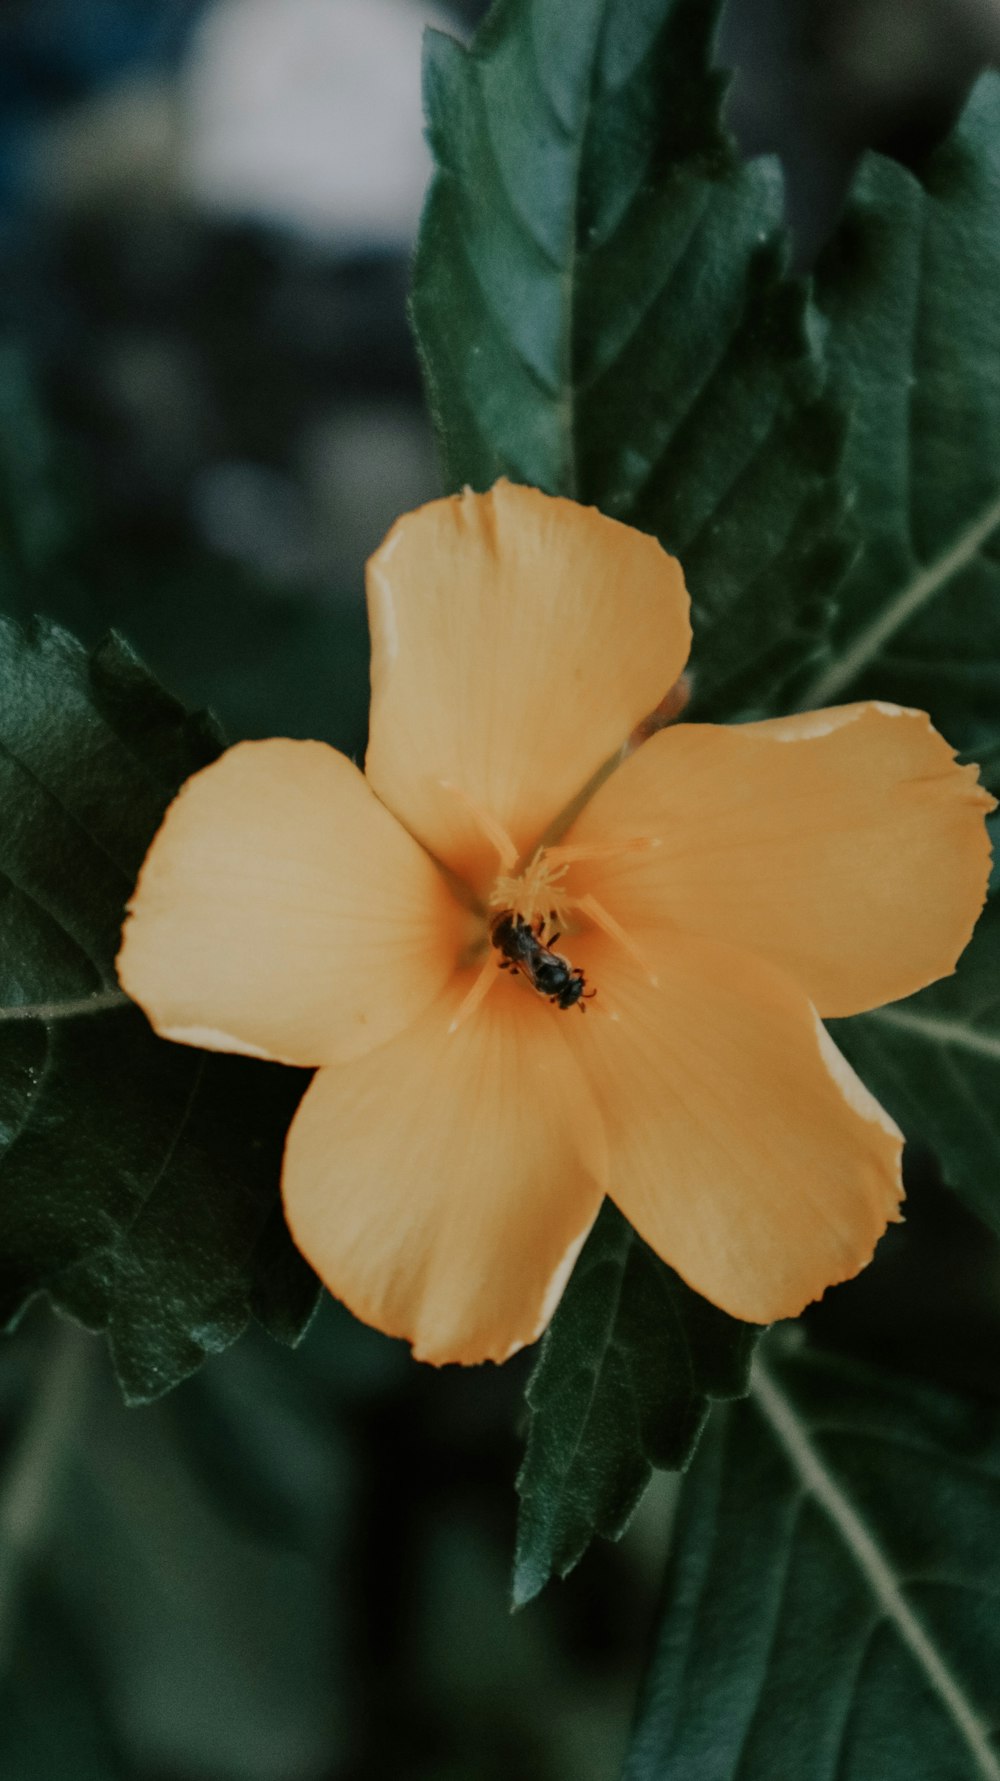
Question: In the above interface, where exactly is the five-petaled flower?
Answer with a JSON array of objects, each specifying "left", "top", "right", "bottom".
[{"left": 117, "top": 482, "right": 995, "bottom": 1364}]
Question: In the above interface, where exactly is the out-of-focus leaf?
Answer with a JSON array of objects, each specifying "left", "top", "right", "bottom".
[
  {"left": 513, "top": 1203, "right": 758, "bottom": 1606},
  {"left": 0, "top": 617, "right": 318, "bottom": 1403},
  {"left": 55, "top": 1329, "right": 351, "bottom": 1779},
  {"left": 412, "top": 0, "right": 852, "bottom": 720},
  {"left": 626, "top": 1342, "right": 1000, "bottom": 1780},
  {"left": 0, "top": 1589, "right": 126, "bottom": 1781},
  {"left": 794, "top": 73, "right": 1000, "bottom": 761},
  {"left": 0, "top": 350, "right": 87, "bottom": 627}
]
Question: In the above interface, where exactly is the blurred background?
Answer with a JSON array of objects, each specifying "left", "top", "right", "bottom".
[{"left": 1, "top": 1, "right": 999, "bottom": 1775}]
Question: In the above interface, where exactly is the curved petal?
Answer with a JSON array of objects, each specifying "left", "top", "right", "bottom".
[
  {"left": 569, "top": 928, "right": 903, "bottom": 1324},
  {"left": 118, "top": 739, "right": 464, "bottom": 1066},
  {"left": 565, "top": 702, "right": 994, "bottom": 1018},
  {"left": 282, "top": 972, "right": 606, "bottom": 1364},
  {"left": 365, "top": 481, "right": 691, "bottom": 890}
]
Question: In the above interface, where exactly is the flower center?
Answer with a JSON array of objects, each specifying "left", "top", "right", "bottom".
[
  {"left": 440, "top": 782, "right": 659, "bottom": 1032},
  {"left": 489, "top": 848, "right": 574, "bottom": 933}
]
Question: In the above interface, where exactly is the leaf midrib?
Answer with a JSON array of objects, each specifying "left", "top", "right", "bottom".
[
  {"left": 863, "top": 1001, "right": 1000, "bottom": 1065},
  {"left": 0, "top": 989, "right": 129, "bottom": 1025},
  {"left": 796, "top": 486, "right": 1000, "bottom": 709},
  {"left": 753, "top": 1358, "right": 1000, "bottom": 1778}
]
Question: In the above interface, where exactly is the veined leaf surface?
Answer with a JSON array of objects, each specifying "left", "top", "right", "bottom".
[
  {"left": 513, "top": 1203, "right": 757, "bottom": 1607},
  {"left": 0, "top": 618, "right": 318, "bottom": 1403},
  {"left": 796, "top": 73, "right": 1000, "bottom": 762},
  {"left": 626, "top": 1344, "right": 1000, "bottom": 1781},
  {"left": 413, "top": 0, "right": 852, "bottom": 721}
]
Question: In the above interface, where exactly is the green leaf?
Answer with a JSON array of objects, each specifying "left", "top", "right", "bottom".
[
  {"left": 412, "top": 0, "right": 853, "bottom": 720},
  {"left": 625, "top": 1342, "right": 1000, "bottom": 1780},
  {"left": 514, "top": 1201, "right": 758, "bottom": 1606},
  {"left": 0, "top": 618, "right": 318, "bottom": 1403},
  {"left": 832, "top": 888, "right": 1000, "bottom": 1242},
  {"left": 793, "top": 73, "right": 1000, "bottom": 762}
]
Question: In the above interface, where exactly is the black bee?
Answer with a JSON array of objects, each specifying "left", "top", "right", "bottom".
[{"left": 490, "top": 912, "right": 595, "bottom": 1011}]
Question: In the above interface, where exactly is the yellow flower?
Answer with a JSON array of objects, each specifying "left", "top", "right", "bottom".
[{"left": 117, "top": 482, "right": 995, "bottom": 1363}]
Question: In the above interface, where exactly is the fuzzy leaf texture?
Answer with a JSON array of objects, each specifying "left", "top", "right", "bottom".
[
  {"left": 805, "top": 78, "right": 1000, "bottom": 1237},
  {"left": 625, "top": 1343, "right": 1000, "bottom": 1780},
  {"left": 412, "top": 0, "right": 853, "bottom": 720},
  {"left": 0, "top": 618, "right": 318, "bottom": 1403},
  {"left": 513, "top": 1202, "right": 756, "bottom": 1607},
  {"left": 411, "top": 0, "right": 847, "bottom": 1597}
]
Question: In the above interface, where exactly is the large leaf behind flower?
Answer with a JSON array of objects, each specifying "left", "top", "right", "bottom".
[
  {"left": 625, "top": 1343, "right": 1000, "bottom": 1781},
  {"left": 0, "top": 618, "right": 318, "bottom": 1403},
  {"left": 411, "top": 0, "right": 839, "bottom": 1596},
  {"left": 798, "top": 79, "right": 1000, "bottom": 1243},
  {"left": 412, "top": 0, "right": 852, "bottom": 720},
  {"left": 796, "top": 74, "right": 1000, "bottom": 765}
]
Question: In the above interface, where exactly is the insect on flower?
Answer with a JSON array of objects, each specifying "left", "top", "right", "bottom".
[
  {"left": 117, "top": 481, "right": 996, "bottom": 1367},
  {"left": 490, "top": 910, "right": 595, "bottom": 1010}
]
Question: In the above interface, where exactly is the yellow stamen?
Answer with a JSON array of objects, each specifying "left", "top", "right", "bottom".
[
  {"left": 438, "top": 781, "right": 519, "bottom": 873},
  {"left": 571, "top": 892, "right": 659, "bottom": 986},
  {"left": 448, "top": 958, "right": 500, "bottom": 1033},
  {"left": 541, "top": 836, "right": 661, "bottom": 868},
  {"left": 489, "top": 848, "right": 572, "bottom": 930}
]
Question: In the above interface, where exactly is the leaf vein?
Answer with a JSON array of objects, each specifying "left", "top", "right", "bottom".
[{"left": 753, "top": 1358, "right": 1000, "bottom": 1779}]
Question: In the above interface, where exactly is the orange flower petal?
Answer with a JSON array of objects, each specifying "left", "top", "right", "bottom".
[
  {"left": 566, "top": 702, "right": 994, "bottom": 1018},
  {"left": 282, "top": 973, "right": 606, "bottom": 1364},
  {"left": 118, "top": 739, "right": 463, "bottom": 1066},
  {"left": 365, "top": 481, "right": 691, "bottom": 889},
  {"left": 569, "top": 930, "right": 903, "bottom": 1324}
]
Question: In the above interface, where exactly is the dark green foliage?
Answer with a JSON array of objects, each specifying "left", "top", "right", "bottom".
[
  {"left": 514, "top": 1203, "right": 758, "bottom": 1606},
  {"left": 625, "top": 1342, "right": 1000, "bottom": 1780},
  {"left": 413, "top": 0, "right": 852, "bottom": 720},
  {"left": 797, "top": 74, "right": 1000, "bottom": 763},
  {"left": 805, "top": 76, "right": 1000, "bottom": 1245},
  {"left": 0, "top": 618, "right": 318, "bottom": 1403}
]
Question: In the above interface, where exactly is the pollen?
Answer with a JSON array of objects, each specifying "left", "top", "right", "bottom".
[{"left": 489, "top": 848, "right": 574, "bottom": 931}]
